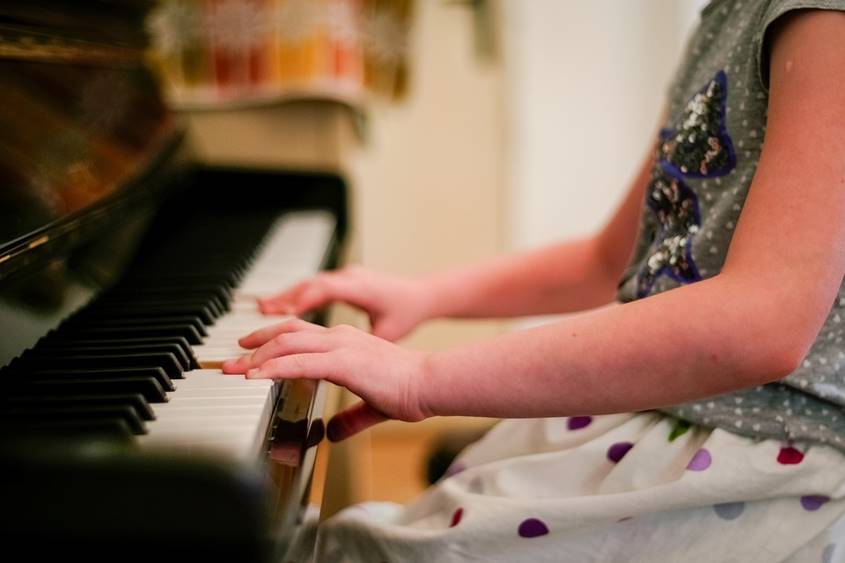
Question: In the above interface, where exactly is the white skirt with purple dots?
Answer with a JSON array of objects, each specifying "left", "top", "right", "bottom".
[{"left": 289, "top": 412, "right": 845, "bottom": 562}]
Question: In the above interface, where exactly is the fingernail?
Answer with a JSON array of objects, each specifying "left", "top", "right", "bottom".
[{"left": 247, "top": 368, "right": 259, "bottom": 378}]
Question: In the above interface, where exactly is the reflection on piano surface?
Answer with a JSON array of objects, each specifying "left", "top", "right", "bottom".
[{"left": 0, "top": 3, "right": 347, "bottom": 561}]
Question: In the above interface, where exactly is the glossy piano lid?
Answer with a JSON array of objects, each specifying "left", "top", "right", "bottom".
[
  {"left": 0, "top": 1, "right": 155, "bottom": 63},
  {"left": 0, "top": 0, "right": 182, "bottom": 283}
]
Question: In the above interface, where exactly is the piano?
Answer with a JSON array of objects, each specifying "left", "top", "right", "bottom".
[{"left": 0, "top": 2, "right": 348, "bottom": 561}]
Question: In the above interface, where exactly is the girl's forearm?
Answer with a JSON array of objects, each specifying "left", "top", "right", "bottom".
[
  {"left": 422, "top": 236, "right": 621, "bottom": 319},
  {"left": 419, "top": 275, "right": 804, "bottom": 420}
]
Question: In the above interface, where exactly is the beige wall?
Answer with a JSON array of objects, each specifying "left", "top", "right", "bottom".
[
  {"left": 504, "top": 0, "right": 706, "bottom": 252},
  {"left": 502, "top": 0, "right": 705, "bottom": 335}
]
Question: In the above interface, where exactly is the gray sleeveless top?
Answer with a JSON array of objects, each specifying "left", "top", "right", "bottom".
[{"left": 616, "top": 0, "right": 845, "bottom": 451}]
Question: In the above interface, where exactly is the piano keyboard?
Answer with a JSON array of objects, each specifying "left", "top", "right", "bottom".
[{"left": 0, "top": 209, "right": 337, "bottom": 463}]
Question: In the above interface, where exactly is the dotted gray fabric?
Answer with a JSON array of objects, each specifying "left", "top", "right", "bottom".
[{"left": 616, "top": 0, "right": 845, "bottom": 451}]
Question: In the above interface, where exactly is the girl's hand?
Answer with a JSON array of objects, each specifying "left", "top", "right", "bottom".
[
  {"left": 221, "top": 318, "right": 431, "bottom": 441},
  {"left": 257, "top": 266, "right": 434, "bottom": 341}
]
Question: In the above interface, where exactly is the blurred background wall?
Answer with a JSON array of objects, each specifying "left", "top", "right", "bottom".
[{"left": 505, "top": 0, "right": 705, "bottom": 251}]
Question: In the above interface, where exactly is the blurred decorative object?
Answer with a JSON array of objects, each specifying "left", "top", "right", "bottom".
[
  {"left": 444, "top": 0, "right": 498, "bottom": 61},
  {"left": 146, "top": 0, "right": 413, "bottom": 109}
]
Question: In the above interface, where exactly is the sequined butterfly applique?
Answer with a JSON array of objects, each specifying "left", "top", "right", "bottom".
[{"left": 636, "top": 70, "right": 737, "bottom": 297}]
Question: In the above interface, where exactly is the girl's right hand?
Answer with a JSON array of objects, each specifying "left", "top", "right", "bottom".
[{"left": 257, "top": 265, "right": 434, "bottom": 341}]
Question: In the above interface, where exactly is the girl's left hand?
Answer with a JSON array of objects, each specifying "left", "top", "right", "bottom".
[{"left": 221, "top": 318, "right": 431, "bottom": 441}]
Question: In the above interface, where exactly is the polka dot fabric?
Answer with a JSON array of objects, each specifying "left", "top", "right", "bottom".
[{"left": 303, "top": 413, "right": 845, "bottom": 562}]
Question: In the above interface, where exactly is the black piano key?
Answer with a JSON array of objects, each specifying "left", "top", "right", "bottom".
[
  {"left": 0, "top": 405, "right": 146, "bottom": 435},
  {"left": 57, "top": 324, "right": 204, "bottom": 345},
  {"left": 36, "top": 337, "right": 199, "bottom": 369},
  {"left": 104, "top": 285, "right": 232, "bottom": 310},
  {"left": 65, "top": 314, "right": 209, "bottom": 337},
  {"left": 80, "top": 303, "right": 219, "bottom": 325},
  {"left": 124, "top": 271, "right": 242, "bottom": 291},
  {"left": 20, "top": 377, "right": 168, "bottom": 403},
  {"left": 17, "top": 353, "right": 183, "bottom": 382},
  {"left": 30, "top": 343, "right": 192, "bottom": 372},
  {"left": 3, "top": 394, "right": 154, "bottom": 421},
  {"left": 17, "top": 367, "right": 174, "bottom": 393}
]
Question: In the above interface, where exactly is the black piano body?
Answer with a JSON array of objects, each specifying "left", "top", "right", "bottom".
[{"left": 0, "top": 3, "right": 348, "bottom": 561}]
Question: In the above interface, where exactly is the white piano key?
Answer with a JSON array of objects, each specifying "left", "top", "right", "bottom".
[
  {"left": 138, "top": 211, "right": 334, "bottom": 461},
  {"left": 230, "top": 300, "right": 260, "bottom": 312},
  {"left": 174, "top": 376, "right": 273, "bottom": 389},
  {"left": 161, "top": 386, "right": 273, "bottom": 399},
  {"left": 153, "top": 396, "right": 270, "bottom": 408},
  {"left": 191, "top": 345, "right": 249, "bottom": 366},
  {"left": 141, "top": 415, "right": 262, "bottom": 432},
  {"left": 147, "top": 414, "right": 264, "bottom": 433},
  {"left": 137, "top": 428, "right": 259, "bottom": 460},
  {"left": 153, "top": 405, "right": 269, "bottom": 418},
  {"left": 192, "top": 345, "right": 249, "bottom": 357},
  {"left": 235, "top": 212, "right": 334, "bottom": 298}
]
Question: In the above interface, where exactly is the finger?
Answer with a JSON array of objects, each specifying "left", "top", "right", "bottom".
[
  {"left": 224, "top": 319, "right": 323, "bottom": 373},
  {"left": 237, "top": 317, "right": 321, "bottom": 349},
  {"left": 224, "top": 332, "right": 335, "bottom": 373},
  {"left": 258, "top": 281, "right": 308, "bottom": 314},
  {"left": 293, "top": 275, "right": 371, "bottom": 316},
  {"left": 326, "top": 402, "right": 390, "bottom": 442},
  {"left": 270, "top": 272, "right": 373, "bottom": 317},
  {"left": 258, "top": 299, "right": 297, "bottom": 315},
  {"left": 245, "top": 352, "right": 337, "bottom": 381},
  {"left": 259, "top": 277, "right": 335, "bottom": 316}
]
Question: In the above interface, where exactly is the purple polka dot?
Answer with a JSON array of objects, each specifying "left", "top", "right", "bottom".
[
  {"left": 567, "top": 416, "right": 593, "bottom": 430},
  {"left": 607, "top": 441, "right": 634, "bottom": 463},
  {"left": 518, "top": 518, "right": 549, "bottom": 538},
  {"left": 801, "top": 495, "right": 830, "bottom": 512},
  {"left": 822, "top": 543, "right": 836, "bottom": 563},
  {"left": 713, "top": 501, "right": 745, "bottom": 520},
  {"left": 686, "top": 448, "right": 712, "bottom": 471},
  {"left": 444, "top": 462, "right": 466, "bottom": 478}
]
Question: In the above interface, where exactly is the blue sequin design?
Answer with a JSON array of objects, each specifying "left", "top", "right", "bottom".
[{"left": 636, "top": 70, "right": 736, "bottom": 297}]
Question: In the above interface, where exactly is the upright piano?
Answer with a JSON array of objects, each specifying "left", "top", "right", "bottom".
[{"left": 0, "top": 2, "right": 348, "bottom": 561}]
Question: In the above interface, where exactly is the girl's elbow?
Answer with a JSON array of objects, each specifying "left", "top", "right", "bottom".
[
  {"left": 755, "top": 346, "right": 806, "bottom": 383},
  {"left": 742, "top": 331, "right": 815, "bottom": 386},
  {"left": 714, "top": 276, "right": 824, "bottom": 385}
]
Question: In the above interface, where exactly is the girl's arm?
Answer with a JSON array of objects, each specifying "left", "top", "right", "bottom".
[{"left": 227, "top": 9, "right": 845, "bottom": 441}]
